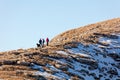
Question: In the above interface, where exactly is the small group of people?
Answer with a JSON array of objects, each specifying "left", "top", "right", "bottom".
[{"left": 37, "top": 37, "right": 49, "bottom": 48}]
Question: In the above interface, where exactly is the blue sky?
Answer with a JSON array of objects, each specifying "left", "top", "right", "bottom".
[{"left": 0, "top": 0, "right": 120, "bottom": 51}]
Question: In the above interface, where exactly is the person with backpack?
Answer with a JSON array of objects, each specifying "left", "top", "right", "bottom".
[
  {"left": 46, "top": 38, "right": 49, "bottom": 46},
  {"left": 42, "top": 39, "right": 45, "bottom": 47},
  {"left": 39, "top": 38, "right": 42, "bottom": 47}
]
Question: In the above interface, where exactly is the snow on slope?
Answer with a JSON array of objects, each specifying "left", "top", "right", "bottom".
[
  {"left": 33, "top": 34, "right": 120, "bottom": 80},
  {"left": 67, "top": 34, "right": 120, "bottom": 80}
]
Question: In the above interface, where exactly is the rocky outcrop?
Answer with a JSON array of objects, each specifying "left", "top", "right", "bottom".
[{"left": 108, "top": 53, "right": 120, "bottom": 61}]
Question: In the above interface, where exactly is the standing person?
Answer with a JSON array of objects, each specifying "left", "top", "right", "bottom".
[
  {"left": 42, "top": 39, "right": 45, "bottom": 47},
  {"left": 46, "top": 37, "right": 49, "bottom": 46},
  {"left": 39, "top": 38, "right": 42, "bottom": 47}
]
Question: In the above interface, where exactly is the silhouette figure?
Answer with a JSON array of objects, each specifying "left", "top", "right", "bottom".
[
  {"left": 42, "top": 39, "right": 45, "bottom": 47},
  {"left": 46, "top": 38, "right": 49, "bottom": 46},
  {"left": 39, "top": 38, "right": 42, "bottom": 47},
  {"left": 36, "top": 43, "right": 40, "bottom": 47}
]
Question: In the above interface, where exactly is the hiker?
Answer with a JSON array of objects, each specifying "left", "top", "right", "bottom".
[
  {"left": 42, "top": 39, "right": 45, "bottom": 47},
  {"left": 39, "top": 38, "right": 42, "bottom": 47},
  {"left": 46, "top": 37, "right": 49, "bottom": 46}
]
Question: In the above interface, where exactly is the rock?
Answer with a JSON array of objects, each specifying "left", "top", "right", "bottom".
[
  {"left": 74, "top": 58, "right": 98, "bottom": 66},
  {"left": 109, "top": 74, "right": 113, "bottom": 78},
  {"left": 99, "top": 67, "right": 107, "bottom": 73},
  {"left": 70, "top": 76, "right": 81, "bottom": 80},
  {"left": 71, "top": 76, "right": 85, "bottom": 80},
  {"left": 36, "top": 76, "right": 47, "bottom": 80},
  {"left": 80, "top": 69, "right": 89, "bottom": 74},
  {"left": 89, "top": 73, "right": 97, "bottom": 78},
  {"left": 12, "top": 52, "right": 20, "bottom": 55},
  {"left": 55, "top": 63, "right": 61, "bottom": 68},
  {"left": 16, "top": 71, "right": 24, "bottom": 76},
  {"left": 83, "top": 38, "right": 93, "bottom": 43},
  {"left": 99, "top": 74, "right": 103, "bottom": 78},
  {"left": 63, "top": 42, "right": 79, "bottom": 49},
  {"left": 93, "top": 33, "right": 119, "bottom": 39},
  {"left": 116, "top": 63, "right": 120, "bottom": 69},
  {"left": 3, "top": 60, "right": 17, "bottom": 65},
  {"left": 88, "top": 65, "right": 98, "bottom": 70},
  {"left": 59, "top": 65, "right": 68, "bottom": 71},
  {"left": 107, "top": 34, "right": 119, "bottom": 39},
  {"left": 24, "top": 52, "right": 39, "bottom": 56},
  {"left": 75, "top": 54, "right": 91, "bottom": 59},
  {"left": 93, "top": 33, "right": 103, "bottom": 36},
  {"left": 94, "top": 77, "right": 100, "bottom": 80},
  {"left": 17, "top": 61, "right": 31, "bottom": 66},
  {"left": 107, "top": 68, "right": 118, "bottom": 75},
  {"left": 97, "top": 41, "right": 110, "bottom": 46},
  {"left": 27, "top": 74, "right": 47, "bottom": 80},
  {"left": 108, "top": 53, "right": 120, "bottom": 61},
  {"left": 64, "top": 45, "right": 72, "bottom": 49}
]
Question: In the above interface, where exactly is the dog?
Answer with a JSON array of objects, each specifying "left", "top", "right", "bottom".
[{"left": 36, "top": 43, "right": 40, "bottom": 47}]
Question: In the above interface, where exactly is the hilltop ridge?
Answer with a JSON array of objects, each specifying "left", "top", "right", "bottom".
[{"left": 50, "top": 18, "right": 120, "bottom": 46}]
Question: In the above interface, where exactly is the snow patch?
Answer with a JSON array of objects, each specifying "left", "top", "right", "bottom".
[{"left": 56, "top": 51, "right": 68, "bottom": 55}]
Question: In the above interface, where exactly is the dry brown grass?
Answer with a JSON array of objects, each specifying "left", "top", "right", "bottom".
[
  {"left": 50, "top": 18, "right": 120, "bottom": 46},
  {"left": 0, "top": 71, "right": 36, "bottom": 80},
  {"left": 0, "top": 45, "right": 67, "bottom": 79}
]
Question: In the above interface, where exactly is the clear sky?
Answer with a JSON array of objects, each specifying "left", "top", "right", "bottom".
[{"left": 0, "top": 0, "right": 120, "bottom": 51}]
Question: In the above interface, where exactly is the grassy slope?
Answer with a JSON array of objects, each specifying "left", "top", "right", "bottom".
[
  {"left": 50, "top": 18, "right": 120, "bottom": 46},
  {"left": 0, "top": 18, "right": 120, "bottom": 80}
]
